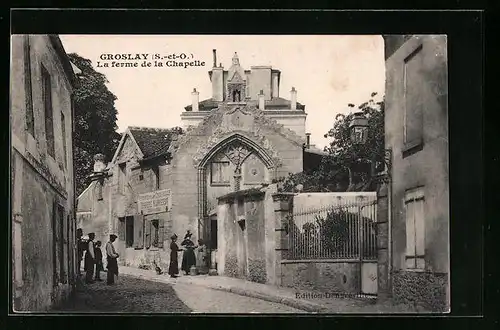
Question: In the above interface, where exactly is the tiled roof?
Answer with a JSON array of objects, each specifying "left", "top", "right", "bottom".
[
  {"left": 128, "top": 127, "right": 183, "bottom": 159},
  {"left": 184, "top": 98, "right": 220, "bottom": 111},
  {"left": 184, "top": 97, "right": 305, "bottom": 111}
]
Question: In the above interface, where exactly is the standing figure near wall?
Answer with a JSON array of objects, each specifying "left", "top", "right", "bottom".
[
  {"left": 168, "top": 234, "right": 181, "bottom": 278},
  {"left": 196, "top": 239, "right": 208, "bottom": 274},
  {"left": 106, "top": 234, "right": 119, "bottom": 285},
  {"left": 76, "top": 228, "right": 84, "bottom": 276},
  {"left": 84, "top": 233, "right": 96, "bottom": 284},
  {"left": 181, "top": 231, "right": 197, "bottom": 275}
]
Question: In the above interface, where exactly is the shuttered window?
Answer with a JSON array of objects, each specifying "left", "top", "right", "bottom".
[
  {"left": 158, "top": 219, "right": 164, "bottom": 248},
  {"left": 24, "top": 35, "right": 34, "bottom": 136},
  {"left": 42, "top": 65, "right": 55, "bottom": 158},
  {"left": 211, "top": 161, "right": 231, "bottom": 185},
  {"left": 145, "top": 220, "right": 152, "bottom": 249},
  {"left": 151, "top": 220, "right": 159, "bottom": 248},
  {"left": 61, "top": 111, "right": 67, "bottom": 169},
  {"left": 403, "top": 44, "right": 424, "bottom": 150},
  {"left": 118, "top": 217, "right": 126, "bottom": 242},
  {"left": 405, "top": 187, "right": 425, "bottom": 269},
  {"left": 125, "top": 216, "right": 134, "bottom": 248},
  {"left": 133, "top": 214, "right": 144, "bottom": 249},
  {"left": 52, "top": 202, "right": 65, "bottom": 285}
]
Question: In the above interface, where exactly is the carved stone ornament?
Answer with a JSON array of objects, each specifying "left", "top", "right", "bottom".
[
  {"left": 171, "top": 103, "right": 304, "bottom": 167},
  {"left": 223, "top": 142, "right": 252, "bottom": 168}
]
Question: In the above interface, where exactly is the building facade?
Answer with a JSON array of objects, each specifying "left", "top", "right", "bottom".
[
  {"left": 11, "top": 35, "right": 78, "bottom": 311},
  {"left": 383, "top": 35, "right": 449, "bottom": 311},
  {"left": 77, "top": 51, "right": 316, "bottom": 270}
]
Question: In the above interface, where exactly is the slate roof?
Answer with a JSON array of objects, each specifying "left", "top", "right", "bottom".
[
  {"left": 184, "top": 97, "right": 305, "bottom": 111},
  {"left": 128, "top": 126, "right": 183, "bottom": 159}
]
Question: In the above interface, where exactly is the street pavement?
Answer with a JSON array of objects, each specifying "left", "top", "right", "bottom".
[
  {"left": 53, "top": 267, "right": 428, "bottom": 313},
  {"left": 173, "top": 283, "right": 302, "bottom": 313},
  {"left": 53, "top": 274, "right": 302, "bottom": 313}
]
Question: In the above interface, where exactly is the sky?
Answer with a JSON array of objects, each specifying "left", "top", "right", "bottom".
[{"left": 60, "top": 35, "right": 385, "bottom": 149}]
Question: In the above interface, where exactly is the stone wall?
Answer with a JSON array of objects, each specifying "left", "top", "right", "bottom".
[
  {"left": 217, "top": 188, "right": 268, "bottom": 283},
  {"left": 281, "top": 261, "right": 360, "bottom": 294},
  {"left": 392, "top": 271, "right": 448, "bottom": 312}
]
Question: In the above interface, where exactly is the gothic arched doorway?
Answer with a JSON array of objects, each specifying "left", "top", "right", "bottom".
[{"left": 195, "top": 134, "right": 277, "bottom": 268}]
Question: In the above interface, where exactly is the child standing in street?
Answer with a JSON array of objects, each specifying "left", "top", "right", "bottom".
[{"left": 94, "top": 241, "right": 104, "bottom": 281}]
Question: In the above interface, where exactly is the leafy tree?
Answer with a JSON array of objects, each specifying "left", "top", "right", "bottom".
[
  {"left": 281, "top": 92, "right": 384, "bottom": 192},
  {"left": 69, "top": 53, "right": 121, "bottom": 197}
]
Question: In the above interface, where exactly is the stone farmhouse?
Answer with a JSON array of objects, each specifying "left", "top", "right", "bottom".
[{"left": 77, "top": 51, "right": 324, "bottom": 270}]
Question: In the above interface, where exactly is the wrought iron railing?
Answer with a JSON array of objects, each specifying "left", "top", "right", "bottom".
[{"left": 287, "top": 200, "right": 377, "bottom": 260}]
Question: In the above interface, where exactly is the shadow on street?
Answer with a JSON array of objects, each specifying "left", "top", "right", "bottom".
[{"left": 53, "top": 274, "right": 192, "bottom": 313}]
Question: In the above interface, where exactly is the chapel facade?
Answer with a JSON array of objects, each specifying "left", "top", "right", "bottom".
[{"left": 77, "top": 51, "right": 319, "bottom": 270}]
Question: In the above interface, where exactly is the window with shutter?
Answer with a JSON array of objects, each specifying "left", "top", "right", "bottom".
[
  {"left": 125, "top": 216, "right": 134, "bottom": 248},
  {"left": 118, "top": 217, "right": 126, "bottom": 242},
  {"left": 403, "top": 44, "right": 424, "bottom": 153},
  {"left": 42, "top": 64, "right": 55, "bottom": 158},
  {"left": 151, "top": 220, "right": 159, "bottom": 248},
  {"left": 133, "top": 215, "right": 144, "bottom": 249},
  {"left": 52, "top": 201, "right": 58, "bottom": 286},
  {"left": 145, "top": 220, "right": 152, "bottom": 248},
  {"left": 158, "top": 219, "right": 164, "bottom": 248},
  {"left": 405, "top": 187, "right": 425, "bottom": 269},
  {"left": 58, "top": 205, "right": 67, "bottom": 284}
]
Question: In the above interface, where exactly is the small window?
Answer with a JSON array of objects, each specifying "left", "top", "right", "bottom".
[
  {"left": 24, "top": 35, "right": 34, "bottom": 136},
  {"left": 118, "top": 163, "right": 126, "bottom": 193},
  {"left": 125, "top": 216, "right": 134, "bottom": 248},
  {"left": 210, "top": 161, "right": 231, "bottom": 185},
  {"left": 42, "top": 65, "right": 55, "bottom": 157},
  {"left": 405, "top": 187, "right": 425, "bottom": 270},
  {"left": 61, "top": 112, "right": 67, "bottom": 168},
  {"left": 151, "top": 220, "right": 159, "bottom": 248},
  {"left": 403, "top": 44, "right": 424, "bottom": 153}
]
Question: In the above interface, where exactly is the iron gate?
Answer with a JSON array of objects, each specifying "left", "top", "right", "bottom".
[{"left": 287, "top": 199, "right": 378, "bottom": 296}]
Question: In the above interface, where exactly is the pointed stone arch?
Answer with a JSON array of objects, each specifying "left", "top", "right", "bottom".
[
  {"left": 197, "top": 132, "right": 277, "bottom": 171},
  {"left": 195, "top": 132, "right": 278, "bottom": 244}
]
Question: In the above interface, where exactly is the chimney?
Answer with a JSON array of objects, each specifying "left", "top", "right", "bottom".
[
  {"left": 212, "top": 49, "right": 217, "bottom": 68},
  {"left": 291, "top": 87, "right": 297, "bottom": 110},
  {"left": 272, "top": 72, "right": 279, "bottom": 98},
  {"left": 305, "top": 133, "right": 311, "bottom": 148},
  {"left": 258, "top": 90, "right": 265, "bottom": 110},
  {"left": 93, "top": 154, "right": 106, "bottom": 173},
  {"left": 192, "top": 88, "right": 199, "bottom": 112}
]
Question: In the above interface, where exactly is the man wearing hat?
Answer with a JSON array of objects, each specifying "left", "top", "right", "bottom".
[
  {"left": 106, "top": 234, "right": 119, "bottom": 285},
  {"left": 84, "top": 233, "right": 96, "bottom": 284}
]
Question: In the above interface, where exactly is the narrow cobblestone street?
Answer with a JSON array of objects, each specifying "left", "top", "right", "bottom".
[{"left": 53, "top": 274, "right": 303, "bottom": 313}]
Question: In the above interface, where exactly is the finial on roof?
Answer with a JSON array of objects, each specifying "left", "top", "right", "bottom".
[{"left": 232, "top": 52, "right": 240, "bottom": 65}]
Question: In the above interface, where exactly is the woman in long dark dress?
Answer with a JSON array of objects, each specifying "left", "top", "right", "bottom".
[
  {"left": 168, "top": 234, "right": 182, "bottom": 278},
  {"left": 181, "top": 231, "right": 197, "bottom": 275}
]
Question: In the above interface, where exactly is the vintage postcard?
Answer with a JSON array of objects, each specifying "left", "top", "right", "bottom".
[{"left": 10, "top": 33, "right": 449, "bottom": 314}]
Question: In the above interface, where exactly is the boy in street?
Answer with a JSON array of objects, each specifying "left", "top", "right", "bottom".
[{"left": 94, "top": 241, "right": 104, "bottom": 281}]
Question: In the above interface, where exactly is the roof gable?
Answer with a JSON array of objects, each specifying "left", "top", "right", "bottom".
[{"left": 110, "top": 128, "right": 144, "bottom": 165}]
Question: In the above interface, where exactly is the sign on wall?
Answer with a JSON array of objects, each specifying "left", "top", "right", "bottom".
[{"left": 137, "top": 189, "right": 172, "bottom": 215}]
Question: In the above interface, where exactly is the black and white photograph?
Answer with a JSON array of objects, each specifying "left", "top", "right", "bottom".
[{"left": 10, "top": 32, "right": 451, "bottom": 314}]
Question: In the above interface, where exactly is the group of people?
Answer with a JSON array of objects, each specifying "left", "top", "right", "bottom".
[
  {"left": 77, "top": 228, "right": 208, "bottom": 282},
  {"left": 168, "top": 230, "right": 208, "bottom": 278},
  {"left": 77, "top": 229, "right": 120, "bottom": 285}
]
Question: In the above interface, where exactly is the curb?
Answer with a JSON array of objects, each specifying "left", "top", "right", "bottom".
[{"left": 120, "top": 270, "right": 327, "bottom": 313}]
